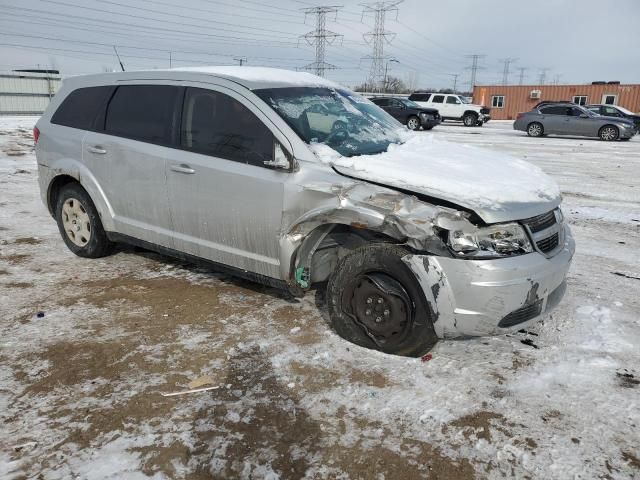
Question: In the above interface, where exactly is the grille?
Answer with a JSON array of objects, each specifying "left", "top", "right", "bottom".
[
  {"left": 498, "top": 300, "right": 543, "bottom": 328},
  {"left": 524, "top": 210, "right": 557, "bottom": 233},
  {"left": 536, "top": 232, "right": 559, "bottom": 253}
]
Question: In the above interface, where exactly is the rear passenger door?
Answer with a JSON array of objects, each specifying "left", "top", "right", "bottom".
[
  {"left": 538, "top": 106, "right": 570, "bottom": 134},
  {"left": 166, "top": 86, "right": 289, "bottom": 279},
  {"left": 82, "top": 83, "right": 180, "bottom": 247}
]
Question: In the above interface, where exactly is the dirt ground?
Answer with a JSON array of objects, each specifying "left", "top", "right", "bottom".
[{"left": 1, "top": 118, "right": 639, "bottom": 479}]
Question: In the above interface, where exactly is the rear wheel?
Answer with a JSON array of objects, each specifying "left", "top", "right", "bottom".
[
  {"left": 327, "top": 244, "right": 438, "bottom": 357},
  {"left": 463, "top": 113, "right": 478, "bottom": 126},
  {"left": 599, "top": 125, "right": 619, "bottom": 141},
  {"left": 406, "top": 116, "right": 420, "bottom": 130},
  {"left": 527, "top": 122, "right": 544, "bottom": 137},
  {"left": 55, "top": 183, "right": 114, "bottom": 258}
]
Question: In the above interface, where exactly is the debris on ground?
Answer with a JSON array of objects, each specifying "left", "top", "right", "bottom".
[
  {"left": 421, "top": 353, "right": 433, "bottom": 362},
  {"left": 187, "top": 375, "right": 215, "bottom": 389},
  {"left": 520, "top": 338, "right": 539, "bottom": 349},
  {"left": 161, "top": 385, "right": 221, "bottom": 397}
]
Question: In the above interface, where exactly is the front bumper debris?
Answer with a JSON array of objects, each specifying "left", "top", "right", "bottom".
[{"left": 403, "top": 224, "right": 575, "bottom": 338}]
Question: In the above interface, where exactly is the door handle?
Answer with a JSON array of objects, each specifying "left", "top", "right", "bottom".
[
  {"left": 170, "top": 164, "right": 195, "bottom": 174},
  {"left": 87, "top": 145, "right": 107, "bottom": 154}
]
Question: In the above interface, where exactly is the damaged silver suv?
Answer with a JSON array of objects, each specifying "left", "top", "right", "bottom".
[{"left": 35, "top": 67, "right": 575, "bottom": 357}]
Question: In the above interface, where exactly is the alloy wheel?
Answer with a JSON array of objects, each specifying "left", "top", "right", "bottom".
[
  {"left": 407, "top": 117, "right": 419, "bottom": 130},
  {"left": 600, "top": 126, "right": 618, "bottom": 141},
  {"left": 528, "top": 123, "right": 542, "bottom": 136}
]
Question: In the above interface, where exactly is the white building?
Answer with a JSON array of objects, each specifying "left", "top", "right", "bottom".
[{"left": 0, "top": 70, "right": 62, "bottom": 115}]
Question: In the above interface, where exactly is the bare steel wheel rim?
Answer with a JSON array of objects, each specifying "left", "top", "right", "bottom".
[
  {"left": 407, "top": 117, "right": 419, "bottom": 130},
  {"left": 62, "top": 198, "right": 91, "bottom": 247},
  {"left": 464, "top": 115, "right": 475, "bottom": 126},
  {"left": 601, "top": 127, "right": 617, "bottom": 141},
  {"left": 342, "top": 272, "right": 413, "bottom": 348}
]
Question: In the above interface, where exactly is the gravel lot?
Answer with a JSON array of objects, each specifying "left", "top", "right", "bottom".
[{"left": 1, "top": 117, "right": 639, "bottom": 479}]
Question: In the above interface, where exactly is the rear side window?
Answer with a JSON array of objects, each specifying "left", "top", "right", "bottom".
[
  {"left": 105, "top": 85, "right": 179, "bottom": 144},
  {"left": 540, "top": 106, "right": 568, "bottom": 115},
  {"left": 372, "top": 98, "right": 389, "bottom": 107},
  {"left": 432, "top": 95, "right": 445, "bottom": 103},
  {"left": 409, "top": 93, "right": 431, "bottom": 102},
  {"left": 181, "top": 87, "right": 274, "bottom": 167},
  {"left": 51, "top": 86, "right": 113, "bottom": 130}
]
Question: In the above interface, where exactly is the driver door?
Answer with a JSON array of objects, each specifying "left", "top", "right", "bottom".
[{"left": 166, "top": 86, "right": 290, "bottom": 278}]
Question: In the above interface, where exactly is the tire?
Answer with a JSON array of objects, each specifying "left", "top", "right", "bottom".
[
  {"left": 620, "top": 137, "right": 631, "bottom": 141},
  {"left": 476, "top": 120, "right": 484, "bottom": 127},
  {"left": 463, "top": 113, "right": 478, "bottom": 126},
  {"left": 527, "top": 122, "right": 544, "bottom": 137},
  {"left": 55, "top": 182, "right": 114, "bottom": 258},
  {"left": 424, "top": 126, "right": 434, "bottom": 131},
  {"left": 599, "top": 125, "right": 619, "bottom": 141},
  {"left": 406, "top": 116, "right": 420, "bottom": 131},
  {"left": 326, "top": 244, "right": 438, "bottom": 357}
]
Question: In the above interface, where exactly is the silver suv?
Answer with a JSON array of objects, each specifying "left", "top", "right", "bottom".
[{"left": 35, "top": 67, "right": 575, "bottom": 357}]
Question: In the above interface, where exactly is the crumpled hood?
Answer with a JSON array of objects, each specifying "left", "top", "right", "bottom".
[{"left": 311, "top": 134, "right": 561, "bottom": 224}]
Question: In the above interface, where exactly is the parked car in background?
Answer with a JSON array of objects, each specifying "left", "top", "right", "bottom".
[
  {"left": 35, "top": 66, "right": 574, "bottom": 357},
  {"left": 514, "top": 103, "right": 636, "bottom": 141},
  {"left": 408, "top": 92, "right": 490, "bottom": 126},
  {"left": 586, "top": 104, "right": 640, "bottom": 130},
  {"left": 370, "top": 97, "right": 440, "bottom": 130}
]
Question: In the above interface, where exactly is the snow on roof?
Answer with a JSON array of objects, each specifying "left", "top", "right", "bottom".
[{"left": 172, "top": 66, "right": 341, "bottom": 90}]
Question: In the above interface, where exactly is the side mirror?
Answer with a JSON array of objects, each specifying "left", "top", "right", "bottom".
[{"left": 264, "top": 140, "right": 296, "bottom": 172}]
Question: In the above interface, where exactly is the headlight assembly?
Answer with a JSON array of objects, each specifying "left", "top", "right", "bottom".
[{"left": 447, "top": 223, "right": 533, "bottom": 258}]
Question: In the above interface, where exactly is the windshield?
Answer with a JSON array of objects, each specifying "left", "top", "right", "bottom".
[
  {"left": 460, "top": 96, "right": 472, "bottom": 104},
  {"left": 616, "top": 105, "right": 635, "bottom": 115},
  {"left": 254, "top": 87, "right": 404, "bottom": 157},
  {"left": 400, "top": 98, "right": 421, "bottom": 108}
]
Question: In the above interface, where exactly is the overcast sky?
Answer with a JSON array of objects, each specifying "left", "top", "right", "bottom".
[{"left": 1, "top": 0, "right": 639, "bottom": 90}]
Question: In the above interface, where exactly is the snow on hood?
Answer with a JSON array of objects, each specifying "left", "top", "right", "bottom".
[{"left": 310, "top": 133, "right": 561, "bottom": 224}]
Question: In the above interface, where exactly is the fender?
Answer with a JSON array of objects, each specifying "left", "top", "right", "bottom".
[{"left": 47, "top": 157, "right": 116, "bottom": 232}]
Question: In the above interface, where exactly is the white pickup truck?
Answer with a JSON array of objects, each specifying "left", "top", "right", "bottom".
[{"left": 408, "top": 92, "right": 491, "bottom": 127}]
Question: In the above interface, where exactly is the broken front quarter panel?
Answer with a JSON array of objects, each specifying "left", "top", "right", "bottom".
[{"left": 277, "top": 173, "right": 478, "bottom": 289}]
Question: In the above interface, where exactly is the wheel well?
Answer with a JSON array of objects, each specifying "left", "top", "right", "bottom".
[
  {"left": 463, "top": 110, "right": 479, "bottom": 117},
  {"left": 47, "top": 175, "right": 79, "bottom": 214},
  {"left": 303, "top": 224, "right": 398, "bottom": 285},
  {"left": 599, "top": 124, "right": 618, "bottom": 133}
]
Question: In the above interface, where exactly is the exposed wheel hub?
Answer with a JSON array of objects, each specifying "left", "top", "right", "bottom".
[{"left": 347, "top": 272, "right": 412, "bottom": 346}]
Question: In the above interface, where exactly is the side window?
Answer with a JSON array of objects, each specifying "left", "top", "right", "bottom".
[
  {"left": 587, "top": 106, "right": 600, "bottom": 115},
  {"left": 51, "top": 86, "right": 114, "bottom": 130},
  {"left": 540, "top": 106, "right": 567, "bottom": 115},
  {"left": 570, "top": 107, "right": 585, "bottom": 117},
  {"left": 389, "top": 99, "right": 402, "bottom": 108},
  {"left": 604, "top": 106, "right": 621, "bottom": 117},
  {"left": 409, "top": 93, "right": 430, "bottom": 102},
  {"left": 181, "top": 87, "right": 274, "bottom": 167},
  {"left": 446, "top": 96, "right": 460, "bottom": 104},
  {"left": 373, "top": 98, "right": 389, "bottom": 107},
  {"left": 432, "top": 95, "right": 445, "bottom": 104},
  {"left": 105, "top": 85, "right": 179, "bottom": 144}
]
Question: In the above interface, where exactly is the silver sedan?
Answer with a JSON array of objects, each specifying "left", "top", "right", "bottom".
[{"left": 514, "top": 103, "right": 636, "bottom": 141}]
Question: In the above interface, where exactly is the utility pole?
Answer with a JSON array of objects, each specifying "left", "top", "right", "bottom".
[
  {"left": 234, "top": 56, "right": 247, "bottom": 66},
  {"left": 300, "top": 6, "right": 343, "bottom": 77},
  {"left": 361, "top": 1, "right": 402, "bottom": 92},
  {"left": 552, "top": 74, "right": 561, "bottom": 85},
  {"left": 538, "top": 68, "right": 550, "bottom": 85},
  {"left": 517, "top": 67, "right": 527, "bottom": 85},
  {"left": 383, "top": 58, "right": 399, "bottom": 92},
  {"left": 465, "top": 54, "right": 486, "bottom": 91},
  {"left": 499, "top": 57, "right": 517, "bottom": 85},
  {"left": 169, "top": 51, "right": 172, "bottom": 68},
  {"left": 447, "top": 73, "right": 460, "bottom": 92}
]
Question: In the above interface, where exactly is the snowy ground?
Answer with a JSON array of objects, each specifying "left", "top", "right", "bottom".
[{"left": 0, "top": 117, "right": 639, "bottom": 479}]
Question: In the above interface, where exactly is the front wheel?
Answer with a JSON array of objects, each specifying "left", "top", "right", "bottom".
[
  {"left": 463, "top": 113, "right": 478, "bottom": 126},
  {"left": 599, "top": 125, "right": 619, "bottom": 141},
  {"left": 406, "top": 116, "right": 420, "bottom": 130},
  {"left": 55, "top": 183, "right": 114, "bottom": 258},
  {"left": 326, "top": 244, "right": 438, "bottom": 357}
]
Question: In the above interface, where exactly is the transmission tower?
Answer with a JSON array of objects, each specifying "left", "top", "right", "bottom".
[
  {"left": 361, "top": 1, "right": 402, "bottom": 92},
  {"left": 499, "top": 57, "right": 517, "bottom": 85},
  {"left": 234, "top": 56, "right": 247, "bottom": 66},
  {"left": 447, "top": 73, "right": 460, "bottom": 92},
  {"left": 300, "top": 6, "right": 343, "bottom": 77},
  {"left": 538, "top": 68, "right": 550, "bottom": 85},
  {"left": 517, "top": 67, "right": 527, "bottom": 85},
  {"left": 465, "top": 54, "right": 486, "bottom": 91}
]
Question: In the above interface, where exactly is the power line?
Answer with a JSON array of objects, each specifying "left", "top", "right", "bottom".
[
  {"left": 361, "top": 1, "right": 403, "bottom": 92},
  {"left": 465, "top": 54, "right": 486, "bottom": 90},
  {"left": 300, "top": 5, "right": 343, "bottom": 77},
  {"left": 499, "top": 57, "right": 517, "bottom": 85},
  {"left": 447, "top": 73, "right": 460, "bottom": 92}
]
